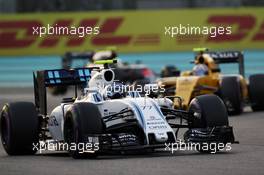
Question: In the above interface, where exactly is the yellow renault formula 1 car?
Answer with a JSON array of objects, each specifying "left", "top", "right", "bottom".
[{"left": 158, "top": 48, "right": 264, "bottom": 115}]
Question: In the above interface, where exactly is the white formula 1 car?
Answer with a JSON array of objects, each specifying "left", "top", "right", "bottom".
[{"left": 0, "top": 60, "right": 237, "bottom": 158}]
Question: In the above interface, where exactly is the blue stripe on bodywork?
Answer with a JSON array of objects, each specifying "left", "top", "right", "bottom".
[
  {"left": 149, "top": 99, "right": 166, "bottom": 121},
  {"left": 130, "top": 101, "right": 145, "bottom": 129}
]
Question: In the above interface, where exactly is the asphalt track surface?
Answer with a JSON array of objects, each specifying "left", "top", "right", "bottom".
[{"left": 0, "top": 87, "right": 264, "bottom": 175}]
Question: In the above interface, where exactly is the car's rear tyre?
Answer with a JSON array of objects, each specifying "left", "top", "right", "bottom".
[
  {"left": 0, "top": 102, "right": 39, "bottom": 155},
  {"left": 249, "top": 74, "right": 264, "bottom": 111},
  {"left": 186, "top": 95, "right": 230, "bottom": 153},
  {"left": 220, "top": 76, "right": 243, "bottom": 115},
  {"left": 64, "top": 103, "right": 103, "bottom": 159}
]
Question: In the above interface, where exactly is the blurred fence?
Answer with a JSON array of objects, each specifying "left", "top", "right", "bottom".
[{"left": 0, "top": 51, "right": 264, "bottom": 87}]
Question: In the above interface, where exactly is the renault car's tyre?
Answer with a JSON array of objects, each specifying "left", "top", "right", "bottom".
[
  {"left": 0, "top": 102, "right": 39, "bottom": 155},
  {"left": 220, "top": 76, "right": 243, "bottom": 115},
  {"left": 249, "top": 74, "right": 264, "bottom": 111},
  {"left": 64, "top": 103, "right": 103, "bottom": 159}
]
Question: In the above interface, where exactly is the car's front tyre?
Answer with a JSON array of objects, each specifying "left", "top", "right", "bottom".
[
  {"left": 185, "top": 94, "right": 235, "bottom": 153},
  {"left": 64, "top": 102, "right": 103, "bottom": 159}
]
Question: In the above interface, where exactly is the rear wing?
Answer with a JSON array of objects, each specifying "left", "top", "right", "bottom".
[
  {"left": 33, "top": 68, "right": 92, "bottom": 115},
  {"left": 204, "top": 51, "right": 245, "bottom": 77}
]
